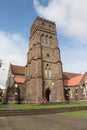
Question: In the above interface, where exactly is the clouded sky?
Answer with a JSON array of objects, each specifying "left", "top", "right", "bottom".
[{"left": 0, "top": 0, "right": 87, "bottom": 86}]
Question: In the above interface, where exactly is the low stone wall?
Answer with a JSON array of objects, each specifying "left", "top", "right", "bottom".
[{"left": 0, "top": 106, "right": 87, "bottom": 116}]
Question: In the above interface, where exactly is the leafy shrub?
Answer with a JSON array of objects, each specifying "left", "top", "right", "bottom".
[
  {"left": 0, "top": 92, "right": 2, "bottom": 97},
  {"left": 0, "top": 98, "right": 2, "bottom": 102}
]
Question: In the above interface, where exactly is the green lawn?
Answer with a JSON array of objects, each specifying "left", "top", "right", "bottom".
[
  {"left": 1, "top": 102, "right": 87, "bottom": 118},
  {"left": 0, "top": 103, "right": 4, "bottom": 110},
  {"left": 59, "top": 111, "right": 87, "bottom": 118},
  {"left": 7, "top": 101, "right": 87, "bottom": 110}
]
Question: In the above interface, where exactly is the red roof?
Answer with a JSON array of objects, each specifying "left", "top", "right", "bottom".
[
  {"left": 14, "top": 77, "right": 25, "bottom": 83},
  {"left": 11, "top": 64, "right": 25, "bottom": 75},
  {"left": 63, "top": 72, "right": 80, "bottom": 80},
  {"left": 64, "top": 74, "right": 84, "bottom": 87}
]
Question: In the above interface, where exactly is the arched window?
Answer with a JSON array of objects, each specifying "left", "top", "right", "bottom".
[
  {"left": 45, "top": 35, "right": 48, "bottom": 45},
  {"left": 45, "top": 67, "right": 51, "bottom": 77},
  {"left": 49, "top": 68, "right": 51, "bottom": 77},
  {"left": 49, "top": 36, "right": 53, "bottom": 46},
  {"left": 82, "top": 84, "right": 87, "bottom": 97},
  {"left": 49, "top": 25, "right": 52, "bottom": 30},
  {"left": 45, "top": 68, "right": 47, "bottom": 77},
  {"left": 40, "top": 34, "right": 44, "bottom": 45}
]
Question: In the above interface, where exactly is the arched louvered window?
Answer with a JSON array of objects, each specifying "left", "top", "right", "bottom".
[
  {"left": 49, "top": 36, "right": 53, "bottom": 46},
  {"left": 45, "top": 35, "right": 48, "bottom": 45},
  {"left": 49, "top": 25, "right": 52, "bottom": 30},
  {"left": 41, "top": 22, "right": 45, "bottom": 28},
  {"left": 40, "top": 34, "right": 44, "bottom": 45}
]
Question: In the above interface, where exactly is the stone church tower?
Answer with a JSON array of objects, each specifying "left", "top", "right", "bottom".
[{"left": 25, "top": 17, "right": 65, "bottom": 104}]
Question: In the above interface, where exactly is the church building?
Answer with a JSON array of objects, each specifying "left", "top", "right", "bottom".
[{"left": 5, "top": 17, "right": 87, "bottom": 104}]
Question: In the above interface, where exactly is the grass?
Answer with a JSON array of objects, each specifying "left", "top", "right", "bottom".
[
  {"left": 0, "top": 102, "right": 87, "bottom": 119},
  {"left": 1, "top": 102, "right": 87, "bottom": 118},
  {"left": 0, "top": 103, "right": 4, "bottom": 110},
  {"left": 59, "top": 111, "right": 87, "bottom": 118},
  {"left": 7, "top": 101, "right": 87, "bottom": 110}
]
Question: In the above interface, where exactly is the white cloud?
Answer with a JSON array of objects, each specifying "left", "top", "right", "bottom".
[
  {"left": 0, "top": 84, "right": 5, "bottom": 89},
  {"left": 34, "top": 0, "right": 87, "bottom": 73},
  {"left": 61, "top": 46, "right": 87, "bottom": 73},
  {"left": 0, "top": 31, "right": 28, "bottom": 86},
  {"left": 34, "top": 0, "right": 87, "bottom": 44}
]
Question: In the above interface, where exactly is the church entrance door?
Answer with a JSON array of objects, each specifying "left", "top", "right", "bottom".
[{"left": 45, "top": 88, "right": 51, "bottom": 102}]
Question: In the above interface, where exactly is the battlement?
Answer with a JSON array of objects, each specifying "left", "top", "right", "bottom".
[
  {"left": 35, "top": 16, "right": 55, "bottom": 25},
  {"left": 30, "top": 16, "right": 56, "bottom": 39}
]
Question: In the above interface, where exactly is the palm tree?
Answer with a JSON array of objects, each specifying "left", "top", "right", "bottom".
[{"left": 0, "top": 60, "right": 3, "bottom": 68}]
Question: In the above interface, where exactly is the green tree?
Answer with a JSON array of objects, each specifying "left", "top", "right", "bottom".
[
  {"left": 0, "top": 91, "right": 2, "bottom": 97},
  {"left": 0, "top": 90, "right": 2, "bottom": 102},
  {"left": 0, "top": 60, "right": 3, "bottom": 102}
]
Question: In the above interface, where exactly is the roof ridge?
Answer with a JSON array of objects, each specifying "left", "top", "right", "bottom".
[
  {"left": 12, "top": 64, "right": 25, "bottom": 68},
  {"left": 70, "top": 74, "right": 84, "bottom": 79}
]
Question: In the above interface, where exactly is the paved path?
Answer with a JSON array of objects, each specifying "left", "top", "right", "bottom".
[{"left": 0, "top": 114, "right": 87, "bottom": 130}]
